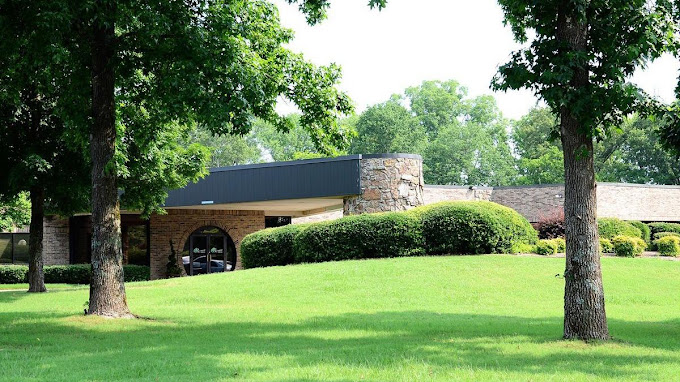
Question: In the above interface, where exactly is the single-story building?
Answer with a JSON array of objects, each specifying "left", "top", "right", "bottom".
[{"left": 2, "top": 153, "right": 680, "bottom": 279}]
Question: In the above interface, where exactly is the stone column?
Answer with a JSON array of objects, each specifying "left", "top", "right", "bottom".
[{"left": 343, "top": 154, "right": 424, "bottom": 215}]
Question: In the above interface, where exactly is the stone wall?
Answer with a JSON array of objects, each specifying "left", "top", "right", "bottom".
[
  {"left": 343, "top": 155, "right": 424, "bottom": 215},
  {"left": 43, "top": 216, "right": 70, "bottom": 265},
  {"left": 423, "top": 185, "right": 493, "bottom": 204},
  {"left": 149, "top": 209, "right": 264, "bottom": 280}
]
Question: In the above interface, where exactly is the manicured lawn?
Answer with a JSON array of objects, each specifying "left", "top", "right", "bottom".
[{"left": 1, "top": 255, "right": 679, "bottom": 381}]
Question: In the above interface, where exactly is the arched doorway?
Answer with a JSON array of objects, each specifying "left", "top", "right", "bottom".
[{"left": 182, "top": 226, "right": 236, "bottom": 275}]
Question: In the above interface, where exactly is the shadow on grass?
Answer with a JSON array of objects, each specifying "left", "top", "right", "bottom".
[{"left": 0, "top": 309, "right": 678, "bottom": 381}]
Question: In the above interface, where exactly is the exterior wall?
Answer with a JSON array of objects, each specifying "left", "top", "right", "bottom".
[
  {"left": 149, "top": 209, "right": 265, "bottom": 280},
  {"left": 490, "top": 185, "right": 564, "bottom": 223},
  {"left": 423, "top": 186, "right": 493, "bottom": 204},
  {"left": 43, "top": 216, "right": 70, "bottom": 265},
  {"left": 343, "top": 155, "right": 424, "bottom": 215},
  {"left": 597, "top": 183, "right": 680, "bottom": 222}
]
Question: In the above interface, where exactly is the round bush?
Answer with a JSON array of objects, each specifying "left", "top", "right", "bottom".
[
  {"left": 293, "top": 212, "right": 425, "bottom": 264},
  {"left": 414, "top": 201, "right": 537, "bottom": 255},
  {"left": 552, "top": 237, "right": 566, "bottom": 253},
  {"left": 241, "top": 224, "right": 309, "bottom": 269},
  {"left": 535, "top": 240, "right": 558, "bottom": 256},
  {"left": 629, "top": 221, "right": 651, "bottom": 244},
  {"left": 599, "top": 238, "right": 614, "bottom": 254},
  {"left": 612, "top": 236, "right": 646, "bottom": 257},
  {"left": 598, "top": 218, "right": 642, "bottom": 240},
  {"left": 654, "top": 236, "right": 680, "bottom": 257}
]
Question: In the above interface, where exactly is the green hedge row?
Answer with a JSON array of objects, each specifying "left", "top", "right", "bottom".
[
  {"left": 241, "top": 201, "right": 538, "bottom": 269},
  {"left": 598, "top": 218, "right": 642, "bottom": 240},
  {"left": 648, "top": 222, "right": 680, "bottom": 236},
  {"left": 0, "top": 264, "right": 150, "bottom": 284}
]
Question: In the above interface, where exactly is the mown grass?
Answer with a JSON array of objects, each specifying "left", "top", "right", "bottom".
[{"left": 1, "top": 255, "right": 679, "bottom": 381}]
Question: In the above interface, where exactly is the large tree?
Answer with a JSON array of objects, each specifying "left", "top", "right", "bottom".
[
  {"left": 493, "top": 0, "right": 674, "bottom": 340},
  {"left": 56, "top": 0, "right": 352, "bottom": 317},
  {"left": 0, "top": 0, "right": 91, "bottom": 293},
  {"left": 0, "top": 194, "right": 30, "bottom": 233}
]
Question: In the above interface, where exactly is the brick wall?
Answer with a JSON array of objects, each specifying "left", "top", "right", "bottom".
[
  {"left": 149, "top": 209, "right": 265, "bottom": 280},
  {"left": 423, "top": 185, "right": 493, "bottom": 204},
  {"left": 292, "top": 209, "right": 343, "bottom": 224},
  {"left": 43, "top": 216, "right": 70, "bottom": 265},
  {"left": 597, "top": 183, "right": 680, "bottom": 222}
]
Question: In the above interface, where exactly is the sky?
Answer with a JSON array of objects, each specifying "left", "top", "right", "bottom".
[{"left": 273, "top": 0, "right": 680, "bottom": 120}]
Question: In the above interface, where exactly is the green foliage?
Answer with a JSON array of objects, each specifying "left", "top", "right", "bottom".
[
  {"left": 648, "top": 222, "right": 680, "bottom": 235},
  {"left": 512, "top": 107, "right": 564, "bottom": 185},
  {"left": 166, "top": 241, "right": 183, "bottom": 278},
  {"left": 612, "top": 236, "right": 647, "bottom": 258},
  {"left": 599, "top": 238, "right": 614, "bottom": 254},
  {"left": 535, "top": 240, "right": 558, "bottom": 256},
  {"left": 654, "top": 236, "right": 680, "bottom": 257},
  {"left": 0, "top": 193, "right": 30, "bottom": 232},
  {"left": 552, "top": 237, "right": 566, "bottom": 252},
  {"left": 349, "top": 98, "right": 426, "bottom": 155},
  {"left": 183, "top": 124, "right": 262, "bottom": 168},
  {"left": 414, "top": 201, "right": 537, "bottom": 256},
  {"left": 0, "top": 264, "right": 150, "bottom": 284},
  {"left": 493, "top": 1, "right": 673, "bottom": 137},
  {"left": 241, "top": 224, "right": 309, "bottom": 269},
  {"left": 293, "top": 213, "right": 425, "bottom": 264},
  {"left": 598, "top": 218, "right": 642, "bottom": 240},
  {"left": 628, "top": 221, "right": 651, "bottom": 244},
  {"left": 0, "top": 265, "right": 27, "bottom": 284},
  {"left": 653, "top": 232, "right": 680, "bottom": 241}
]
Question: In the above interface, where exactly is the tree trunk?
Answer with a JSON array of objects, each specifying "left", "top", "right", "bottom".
[
  {"left": 557, "top": 3, "right": 609, "bottom": 341},
  {"left": 27, "top": 186, "right": 46, "bottom": 293},
  {"left": 88, "top": 0, "right": 132, "bottom": 318}
]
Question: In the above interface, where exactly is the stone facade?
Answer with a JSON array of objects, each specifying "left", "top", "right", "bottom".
[
  {"left": 423, "top": 185, "right": 494, "bottom": 204},
  {"left": 149, "top": 209, "right": 264, "bottom": 280},
  {"left": 343, "top": 155, "right": 425, "bottom": 215},
  {"left": 43, "top": 216, "right": 70, "bottom": 265}
]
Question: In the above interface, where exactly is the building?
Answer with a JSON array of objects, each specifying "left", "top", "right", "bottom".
[{"left": 2, "top": 153, "right": 680, "bottom": 279}]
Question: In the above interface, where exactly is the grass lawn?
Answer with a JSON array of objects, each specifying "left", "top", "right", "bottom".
[{"left": 1, "top": 255, "right": 679, "bottom": 381}]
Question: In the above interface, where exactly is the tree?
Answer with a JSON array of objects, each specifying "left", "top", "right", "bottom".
[
  {"left": 0, "top": 0, "right": 92, "bottom": 293},
  {"left": 349, "top": 97, "right": 426, "bottom": 155},
  {"left": 493, "top": 0, "right": 674, "bottom": 340},
  {"left": 183, "top": 125, "right": 262, "bottom": 168},
  {"left": 55, "top": 0, "right": 352, "bottom": 317},
  {"left": 0, "top": 194, "right": 30, "bottom": 233}
]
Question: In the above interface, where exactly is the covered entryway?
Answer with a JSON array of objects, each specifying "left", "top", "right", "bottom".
[{"left": 182, "top": 226, "right": 236, "bottom": 275}]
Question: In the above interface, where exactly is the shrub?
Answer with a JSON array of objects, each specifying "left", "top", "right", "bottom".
[
  {"left": 0, "top": 264, "right": 150, "bottom": 284},
  {"left": 166, "top": 240, "right": 184, "bottom": 278},
  {"left": 241, "top": 224, "right": 309, "bottom": 269},
  {"left": 293, "top": 212, "right": 425, "bottom": 263},
  {"left": 648, "top": 222, "right": 680, "bottom": 235},
  {"left": 534, "top": 208, "right": 565, "bottom": 239},
  {"left": 654, "top": 236, "right": 680, "bottom": 257},
  {"left": 629, "top": 221, "right": 651, "bottom": 244},
  {"left": 0, "top": 265, "right": 27, "bottom": 283},
  {"left": 510, "top": 242, "right": 535, "bottom": 254},
  {"left": 535, "top": 240, "right": 558, "bottom": 256},
  {"left": 414, "top": 201, "right": 537, "bottom": 255},
  {"left": 598, "top": 218, "right": 642, "bottom": 240},
  {"left": 124, "top": 265, "right": 151, "bottom": 282},
  {"left": 653, "top": 231, "right": 680, "bottom": 241},
  {"left": 612, "top": 236, "right": 646, "bottom": 257},
  {"left": 552, "top": 237, "right": 566, "bottom": 252},
  {"left": 599, "top": 238, "right": 614, "bottom": 254}
]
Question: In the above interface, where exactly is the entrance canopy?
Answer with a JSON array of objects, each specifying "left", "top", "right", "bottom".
[{"left": 164, "top": 155, "right": 363, "bottom": 217}]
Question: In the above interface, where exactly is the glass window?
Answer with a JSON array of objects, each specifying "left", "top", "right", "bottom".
[
  {"left": 12, "top": 234, "right": 29, "bottom": 264},
  {"left": 0, "top": 234, "right": 11, "bottom": 264},
  {"left": 182, "top": 226, "right": 236, "bottom": 276}
]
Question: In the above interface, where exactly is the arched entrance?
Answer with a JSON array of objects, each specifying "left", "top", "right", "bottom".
[{"left": 182, "top": 226, "right": 236, "bottom": 275}]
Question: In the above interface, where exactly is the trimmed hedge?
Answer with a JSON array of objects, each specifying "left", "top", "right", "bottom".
[
  {"left": 0, "top": 264, "right": 150, "bottom": 284},
  {"left": 648, "top": 222, "right": 680, "bottom": 235},
  {"left": 653, "top": 231, "right": 680, "bottom": 241},
  {"left": 629, "top": 221, "right": 651, "bottom": 244},
  {"left": 293, "top": 212, "right": 425, "bottom": 263},
  {"left": 414, "top": 201, "right": 537, "bottom": 255},
  {"left": 598, "top": 218, "right": 642, "bottom": 240},
  {"left": 599, "top": 238, "right": 614, "bottom": 254},
  {"left": 612, "top": 236, "right": 646, "bottom": 257},
  {"left": 241, "top": 224, "right": 309, "bottom": 269},
  {"left": 654, "top": 236, "right": 680, "bottom": 257},
  {"left": 241, "top": 201, "right": 538, "bottom": 268}
]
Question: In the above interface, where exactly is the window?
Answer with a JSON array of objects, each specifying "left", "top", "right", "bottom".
[
  {"left": 181, "top": 226, "right": 237, "bottom": 275},
  {"left": 0, "top": 233, "right": 30, "bottom": 264}
]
